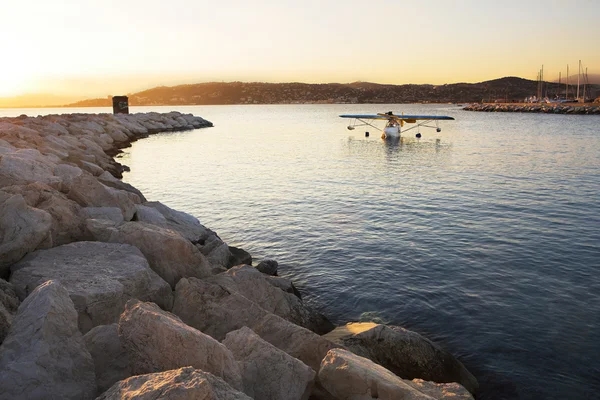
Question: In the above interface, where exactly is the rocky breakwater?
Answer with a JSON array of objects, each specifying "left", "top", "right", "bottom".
[
  {"left": 464, "top": 102, "right": 600, "bottom": 114},
  {"left": 0, "top": 111, "right": 478, "bottom": 399}
]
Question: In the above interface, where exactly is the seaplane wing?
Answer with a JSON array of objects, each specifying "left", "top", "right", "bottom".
[
  {"left": 339, "top": 113, "right": 454, "bottom": 121},
  {"left": 339, "top": 114, "right": 389, "bottom": 120}
]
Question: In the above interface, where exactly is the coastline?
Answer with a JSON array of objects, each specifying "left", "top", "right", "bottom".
[
  {"left": 0, "top": 111, "right": 477, "bottom": 399},
  {"left": 463, "top": 102, "right": 600, "bottom": 114}
]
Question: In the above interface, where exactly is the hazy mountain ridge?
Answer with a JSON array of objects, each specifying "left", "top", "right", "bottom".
[{"left": 5, "top": 77, "right": 599, "bottom": 108}]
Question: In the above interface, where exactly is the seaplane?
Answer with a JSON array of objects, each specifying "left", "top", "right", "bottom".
[{"left": 340, "top": 111, "right": 454, "bottom": 139}]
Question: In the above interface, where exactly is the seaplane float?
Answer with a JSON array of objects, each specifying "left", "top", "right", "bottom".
[{"left": 340, "top": 111, "right": 454, "bottom": 139}]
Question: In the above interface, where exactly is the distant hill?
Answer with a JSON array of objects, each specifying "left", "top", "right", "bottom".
[
  {"left": 0, "top": 93, "right": 85, "bottom": 108},
  {"left": 64, "top": 77, "right": 600, "bottom": 107}
]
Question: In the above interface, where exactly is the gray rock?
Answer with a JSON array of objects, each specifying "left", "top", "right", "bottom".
[
  {"left": 96, "top": 367, "right": 252, "bottom": 400},
  {"left": 325, "top": 323, "right": 478, "bottom": 395},
  {"left": 251, "top": 313, "right": 341, "bottom": 373},
  {"left": 10, "top": 241, "right": 173, "bottom": 333},
  {"left": 0, "top": 192, "right": 52, "bottom": 277},
  {"left": 0, "top": 149, "right": 60, "bottom": 188},
  {"left": 86, "top": 221, "right": 214, "bottom": 288},
  {"left": 4, "top": 182, "right": 85, "bottom": 246},
  {"left": 142, "top": 201, "right": 209, "bottom": 242},
  {"left": 118, "top": 300, "right": 243, "bottom": 391},
  {"left": 405, "top": 379, "right": 474, "bottom": 400},
  {"left": 256, "top": 259, "right": 278, "bottom": 276},
  {"left": 0, "top": 280, "right": 96, "bottom": 399},
  {"left": 0, "top": 278, "right": 19, "bottom": 344},
  {"left": 173, "top": 278, "right": 339, "bottom": 372},
  {"left": 173, "top": 277, "right": 271, "bottom": 341},
  {"left": 97, "top": 171, "right": 147, "bottom": 203},
  {"left": 84, "top": 324, "right": 130, "bottom": 395},
  {"left": 223, "top": 326, "right": 315, "bottom": 400},
  {"left": 318, "top": 349, "right": 472, "bottom": 400},
  {"left": 66, "top": 172, "right": 135, "bottom": 220},
  {"left": 82, "top": 206, "right": 124, "bottom": 224},
  {"left": 133, "top": 204, "right": 168, "bottom": 226},
  {"left": 205, "top": 265, "right": 333, "bottom": 334},
  {"left": 228, "top": 245, "right": 252, "bottom": 267}
]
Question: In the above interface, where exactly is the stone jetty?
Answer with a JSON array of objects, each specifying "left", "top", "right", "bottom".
[
  {"left": 464, "top": 102, "right": 600, "bottom": 114},
  {"left": 0, "top": 111, "right": 477, "bottom": 399}
]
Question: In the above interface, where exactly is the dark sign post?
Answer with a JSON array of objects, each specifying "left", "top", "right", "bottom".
[{"left": 112, "top": 96, "right": 129, "bottom": 114}]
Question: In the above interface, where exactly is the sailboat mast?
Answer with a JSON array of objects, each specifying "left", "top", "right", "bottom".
[
  {"left": 566, "top": 65, "right": 569, "bottom": 100},
  {"left": 558, "top": 72, "right": 561, "bottom": 98},
  {"left": 584, "top": 67, "right": 587, "bottom": 102},
  {"left": 541, "top": 65, "right": 544, "bottom": 98},
  {"left": 577, "top": 60, "right": 581, "bottom": 101}
]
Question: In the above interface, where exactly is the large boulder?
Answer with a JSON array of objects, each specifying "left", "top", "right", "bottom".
[
  {"left": 173, "top": 277, "right": 270, "bottom": 341},
  {"left": 0, "top": 192, "right": 52, "bottom": 277},
  {"left": 66, "top": 171, "right": 136, "bottom": 220},
  {"left": 10, "top": 241, "right": 173, "bottom": 333},
  {"left": 251, "top": 313, "right": 341, "bottom": 373},
  {"left": 0, "top": 278, "right": 19, "bottom": 344},
  {"left": 318, "top": 349, "right": 473, "bottom": 400},
  {"left": 178, "top": 265, "right": 333, "bottom": 335},
  {"left": 86, "top": 220, "right": 215, "bottom": 287},
  {"left": 97, "top": 367, "right": 252, "bottom": 400},
  {"left": 0, "top": 280, "right": 96, "bottom": 399},
  {"left": 141, "top": 201, "right": 209, "bottom": 242},
  {"left": 173, "top": 277, "right": 339, "bottom": 372},
  {"left": 0, "top": 148, "right": 61, "bottom": 188},
  {"left": 98, "top": 171, "right": 146, "bottom": 202},
  {"left": 3, "top": 182, "right": 85, "bottom": 246},
  {"left": 84, "top": 324, "right": 130, "bottom": 394},
  {"left": 223, "top": 326, "right": 316, "bottom": 400},
  {"left": 324, "top": 323, "right": 478, "bottom": 395},
  {"left": 139, "top": 201, "right": 247, "bottom": 269},
  {"left": 118, "top": 300, "right": 243, "bottom": 391}
]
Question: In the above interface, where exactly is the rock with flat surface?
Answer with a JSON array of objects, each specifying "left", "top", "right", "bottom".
[
  {"left": 10, "top": 241, "right": 173, "bottom": 333},
  {"left": 319, "top": 349, "right": 471, "bottom": 400},
  {"left": 325, "top": 323, "right": 478, "bottom": 394},
  {"left": 223, "top": 326, "right": 316, "bottom": 400},
  {"left": 0, "top": 280, "right": 96, "bottom": 399},
  {"left": 87, "top": 221, "right": 214, "bottom": 287},
  {"left": 0, "top": 278, "right": 19, "bottom": 344},
  {"left": 0, "top": 192, "right": 52, "bottom": 277},
  {"left": 206, "top": 265, "right": 333, "bottom": 334},
  {"left": 84, "top": 324, "right": 130, "bottom": 394},
  {"left": 118, "top": 300, "right": 243, "bottom": 391},
  {"left": 97, "top": 367, "right": 252, "bottom": 400}
]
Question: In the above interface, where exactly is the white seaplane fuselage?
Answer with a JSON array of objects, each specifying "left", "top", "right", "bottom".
[{"left": 383, "top": 121, "right": 401, "bottom": 138}]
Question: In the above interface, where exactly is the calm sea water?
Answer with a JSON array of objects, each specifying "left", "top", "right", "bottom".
[{"left": 2, "top": 104, "right": 599, "bottom": 399}]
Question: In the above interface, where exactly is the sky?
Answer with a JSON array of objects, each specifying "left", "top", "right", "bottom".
[{"left": 0, "top": 0, "right": 598, "bottom": 98}]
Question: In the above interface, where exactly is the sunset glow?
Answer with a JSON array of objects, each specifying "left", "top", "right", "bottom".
[{"left": 1, "top": 0, "right": 598, "bottom": 99}]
